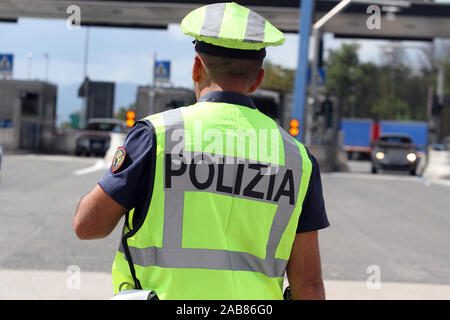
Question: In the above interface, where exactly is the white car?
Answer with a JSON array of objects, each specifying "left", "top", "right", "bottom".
[{"left": 75, "top": 118, "right": 129, "bottom": 157}]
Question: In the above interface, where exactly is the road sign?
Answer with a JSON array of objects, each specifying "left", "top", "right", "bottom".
[
  {"left": 154, "top": 60, "right": 170, "bottom": 83},
  {"left": 0, "top": 54, "right": 13, "bottom": 77},
  {"left": 307, "top": 67, "right": 326, "bottom": 86}
]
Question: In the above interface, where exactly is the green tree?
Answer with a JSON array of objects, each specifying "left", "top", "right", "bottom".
[
  {"left": 115, "top": 103, "right": 136, "bottom": 120},
  {"left": 262, "top": 60, "right": 295, "bottom": 93},
  {"left": 325, "top": 43, "right": 360, "bottom": 121},
  {"left": 325, "top": 43, "right": 430, "bottom": 121},
  {"left": 353, "top": 62, "right": 383, "bottom": 118}
]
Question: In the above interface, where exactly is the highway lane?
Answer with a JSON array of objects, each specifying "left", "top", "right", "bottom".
[
  {"left": 0, "top": 155, "right": 449, "bottom": 289},
  {"left": 320, "top": 161, "right": 450, "bottom": 286},
  {"left": 0, "top": 154, "right": 120, "bottom": 273}
]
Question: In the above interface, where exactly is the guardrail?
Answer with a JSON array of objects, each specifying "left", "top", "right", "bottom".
[{"left": 422, "top": 150, "right": 450, "bottom": 180}]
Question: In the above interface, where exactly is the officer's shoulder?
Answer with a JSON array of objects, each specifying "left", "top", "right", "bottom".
[
  {"left": 283, "top": 134, "right": 318, "bottom": 170},
  {"left": 140, "top": 106, "right": 191, "bottom": 123},
  {"left": 303, "top": 146, "right": 320, "bottom": 171}
]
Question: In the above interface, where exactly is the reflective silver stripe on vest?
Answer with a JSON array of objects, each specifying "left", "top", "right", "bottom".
[
  {"left": 118, "top": 245, "right": 289, "bottom": 278},
  {"left": 265, "top": 126, "right": 302, "bottom": 261},
  {"left": 121, "top": 108, "right": 303, "bottom": 278},
  {"left": 162, "top": 109, "right": 186, "bottom": 249}
]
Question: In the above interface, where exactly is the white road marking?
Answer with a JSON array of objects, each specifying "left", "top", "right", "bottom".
[
  {"left": 6, "top": 154, "right": 95, "bottom": 162},
  {"left": 73, "top": 160, "right": 110, "bottom": 176},
  {"left": 324, "top": 172, "right": 450, "bottom": 188},
  {"left": 427, "top": 178, "right": 450, "bottom": 187},
  {"left": 2, "top": 269, "right": 449, "bottom": 300},
  {"left": 325, "top": 172, "right": 421, "bottom": 182}
]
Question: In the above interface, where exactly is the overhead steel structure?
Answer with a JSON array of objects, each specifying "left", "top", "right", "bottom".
[{"left": 0, "top": 0, "right": 449, "bottom": 39}]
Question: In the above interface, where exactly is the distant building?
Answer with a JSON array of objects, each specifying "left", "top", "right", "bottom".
[
  {"left": 135, "top": 86, "right": 196, "bottom": 120},
  {"left": 78, "top": 78, "right": 115, "bottom": 127},
  {"left": 135, "top": 86, "right": 291, "bottom": 128},
  {"left": 0, "top": 79, "right": 57, "bottom": 151}
]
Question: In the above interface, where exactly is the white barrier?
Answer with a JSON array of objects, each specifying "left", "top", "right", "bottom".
[
  {"left": 422, "top": 150, "right": 450, "bottom": 180},
  {"left": 53, "top": 133, "right": 78, "bottom": 154},
  {"left": 104, "top": 132, "right": 127, "bottom": 164},
  {"left": 0, "top": 128, "right": 17, "bottom": 150}
]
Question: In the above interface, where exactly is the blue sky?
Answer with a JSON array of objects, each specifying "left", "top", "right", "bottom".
[
  {"left": 0, "top": 17, "right": 435, "bottom": 124},
  {"left": 0, "top": 17, "right": 389, "bottom": 86}
]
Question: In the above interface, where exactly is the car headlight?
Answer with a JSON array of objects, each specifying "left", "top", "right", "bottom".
[
  {"left": 375, "top": 152, "right": 385, "bottom": 160},
  {"left": 407, "top": 153, "right": 417, "bottom": 162}
]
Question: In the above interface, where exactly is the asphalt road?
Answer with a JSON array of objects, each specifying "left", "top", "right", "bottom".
[
  {"left": 0, "top": 154, "right": 449, "bottom": 288},
  {"left": 320, "top": 161, "right": 450, "bottom": 286}
]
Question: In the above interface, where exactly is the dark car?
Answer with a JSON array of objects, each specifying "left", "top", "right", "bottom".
[
  {"left": 75, "top": 119, "right": 129, "bottom": 157},
  {"left": 371, "top": 134, "right": 418, "bottom": 175}
]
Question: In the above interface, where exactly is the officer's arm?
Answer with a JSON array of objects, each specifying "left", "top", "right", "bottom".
[
  {"left": 74, "top": 184, "right": 127, "bottom": 240},
  {"left": 286, "top": 231, "right": 326, "bottom": 300}
]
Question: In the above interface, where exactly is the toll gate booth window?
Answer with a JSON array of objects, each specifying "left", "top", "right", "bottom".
[
  {"left": 52, "top": 95, "right": 57, "bottom": 119},
  {"left": 0, "top": 119, "right": 12, "bottom": 128},
  {"left": 166, "top": 100, "right": 185, "bottom": 109},
  {"left": 85, "top": 123, "right": 118, "bottom": 132},
  {"left": 380, "top": 136, "right": 412, "bottom": 144},
  {"left": 251, "top": 96, "right": 279, "bottom": 121},
  {"left": 21, "top": 92, "right": 40, "bottom": 117}
]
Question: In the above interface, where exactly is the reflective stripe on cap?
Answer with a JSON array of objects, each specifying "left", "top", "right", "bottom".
[{"left": 181, "top": 2, "right": 285, "bottom": 51}]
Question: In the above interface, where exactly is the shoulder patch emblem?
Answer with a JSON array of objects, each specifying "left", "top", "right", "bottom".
[{"left": 112, "top": 147, "right": 127, "bottom": 173}]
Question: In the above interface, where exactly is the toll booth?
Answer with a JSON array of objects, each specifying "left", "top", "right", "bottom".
[
  {"left": 250, "top": 89, "right": 282, "bottom": 123},
  {"left": 135, "top": 86, "right": 294, "bottom": 127},
  {"left": 78, "top": 78, "right": 115, "bottom": 128},
  {"left": 250, "top": 88, "right": 294, "bottom": 129},
  {"left": 135, "top": 86, "right": 196, "bottom": 119},
  {"left": 0, "top": 79, "right": 57, "bottom": 151}
]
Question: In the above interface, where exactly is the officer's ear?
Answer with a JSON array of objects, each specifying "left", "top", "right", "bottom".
[
  {"left": 249, "top": 68, "right": 265, "bottom": 94},
  {"left": 192, "top": 55, "right": 203, "bottom": 83}
]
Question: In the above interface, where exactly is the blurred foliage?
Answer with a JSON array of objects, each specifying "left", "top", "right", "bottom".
[
  {"left": 263, "top": 43, "right": 449, "bottom": 121},
  {"left": 60, "top": 122, "right": 73, "bottom": 130},
  {"left": 114, "top": 103, "right": 136, "bottom": 121},
  {"left": 60, "top": 112, "right": 80, "bottom": 129},
  {"left": 325, "top": 43, "right": 449, "bottom": 121},
  {"left": 262, "top": 60, "right": 295, "bottom": 94}
]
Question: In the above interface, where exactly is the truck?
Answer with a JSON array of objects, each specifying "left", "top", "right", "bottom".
[
  {"left": 341, "top": 118, "right": 427, "bottom": 160},
  {"left": 341, "top": 118, "right": 377, "bottom": 160},
  {"left": 379, "top": 121, "right": 427, "bottom": 152}
]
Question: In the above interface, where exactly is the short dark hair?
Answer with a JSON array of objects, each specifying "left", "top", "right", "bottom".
[{"left": 198, "top": 52, "right": 263, "bottom": 84}]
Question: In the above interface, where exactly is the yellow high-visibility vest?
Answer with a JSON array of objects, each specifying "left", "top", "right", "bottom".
[{"left": 112, "top": 100, "right": 312, "bottom": 299}]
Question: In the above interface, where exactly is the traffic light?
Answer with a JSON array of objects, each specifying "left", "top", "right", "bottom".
[
  {"left": 289, "top": 119, "right": 299, "bottom": 136},
  {"left": 126, "top": 110, "right": 136, "bottom": 128}
]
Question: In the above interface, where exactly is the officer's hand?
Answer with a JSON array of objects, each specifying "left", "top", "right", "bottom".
[{"left": 74, "top": 184, "right": 127, "bottom": 240}]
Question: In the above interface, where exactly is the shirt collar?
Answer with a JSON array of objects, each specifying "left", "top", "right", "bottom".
[{"left": 197, "top": 91, "right": 256, "bottom": 109}]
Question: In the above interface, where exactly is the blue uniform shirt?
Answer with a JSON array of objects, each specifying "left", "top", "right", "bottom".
[{"left": 99, "top": 91, "right": 329, "bottom": 233}]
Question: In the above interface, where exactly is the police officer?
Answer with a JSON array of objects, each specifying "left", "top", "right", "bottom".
[{"left": 74, "top": 2, "right": 329, "bottom": 300}]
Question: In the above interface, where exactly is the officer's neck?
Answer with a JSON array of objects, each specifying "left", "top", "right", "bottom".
[{"left": 196, "top": 80, "right": 251, "bottom": 100}]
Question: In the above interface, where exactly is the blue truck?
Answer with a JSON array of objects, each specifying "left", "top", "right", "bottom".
[
  {"left": 341, "top": 118, "right": 374, "bottom": 160},
  {"left": 379, "top": 121, "right": 427, "bottom": 152},
  {"left": 341, "top": 119, "right": 428, "bottom": 159}
]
